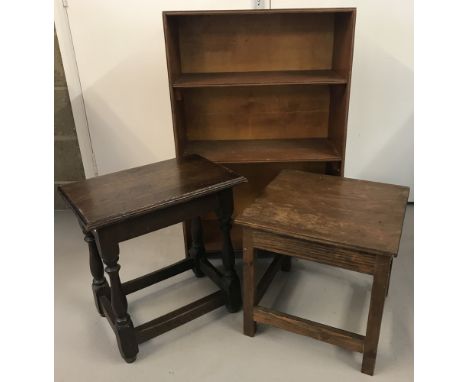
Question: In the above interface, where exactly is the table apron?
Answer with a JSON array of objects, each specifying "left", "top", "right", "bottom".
[
  {"left": 94, "top": 193, "right": 219, "bottom": 245},
  {"left": 250, "top": 229, "right": 376, "bottom": 275}
]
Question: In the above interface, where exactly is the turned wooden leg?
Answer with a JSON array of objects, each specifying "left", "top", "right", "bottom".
[
  {"left": 189, "top": 217, "right": 205, "bottom": 278},
  {"left": 103, "top": 254, "right": 139, "bottom": 363},
  {"left": 84, "top": 233, "right": 109, "bottom": 317},
  {"left": 93, "top": 230, "right": 139, "bottom": 363},
  {"left": 281, "top": 255, "right": 292, "bottom": 272},
  {"left": 243, "top": 231, "right": 256, "bottom": 337},
  {"left": 216, "top": 189, "right": 241, "bottom": 313},
  {"left": 361, "top": 255, "right": 392, "bottom": 375}
]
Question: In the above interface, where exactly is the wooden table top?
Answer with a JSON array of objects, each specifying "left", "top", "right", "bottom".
[
  {"left": 58, "top": 155, "right": 246, "bottom": 231},
  {"left": 236, "top": 170, "right": 409, "bottom": 256}
]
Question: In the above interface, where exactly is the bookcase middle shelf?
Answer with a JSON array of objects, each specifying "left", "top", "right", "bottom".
[
  {"left": 173, "top": 70, "right": 348, "bottom": 88},
  {"left": 183, "top": 139, "right": 342, "bottom": 164}
]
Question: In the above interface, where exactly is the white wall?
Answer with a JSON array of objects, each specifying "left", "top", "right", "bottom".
[
  {"left": 58, "top": 0, "right": 413, "bottom": 200},
  {"left": 275, "top": 0, "right": 414, "bottom": 200},
  {"left": 61, "top": 0, "right": 252, "bottom": 175}
]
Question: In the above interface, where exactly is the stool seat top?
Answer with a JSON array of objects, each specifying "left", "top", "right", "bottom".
[
  {"left": 58, "top": 155, "right": 246, "bottom": 231},
  {"left": 236, "top": 170, "right": 409, "bottom": 257}
]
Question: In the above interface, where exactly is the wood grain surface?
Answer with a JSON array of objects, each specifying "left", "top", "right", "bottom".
[
  {"left": 177, "top": 13, "right": 334, "bottom": 73},
  {"left": 184, "top": 139, "right": 341, "bottom": 164},
  {"left": 58, "top": 155, "right": 246, "bottom": 230},
  {"left": 253, "top": 306, "right": 365, "bottom": 353},
  {"left": 182, "top": 86, "right": 330, "bottom": 140},
  {"left": 173, "top": 70, "right": 347, "bottom": 88},
  {"left": 236, "top": 170, "right": 409, "bottom": 256},
  {"left": 163, "top": 8, "right": 356, "bottom": 254}
]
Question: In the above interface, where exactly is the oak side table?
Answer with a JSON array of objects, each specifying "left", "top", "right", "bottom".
[
  {"left": 58, "top": 155, "right": 246, "bottom": 362},
  {"left": 236, "top": 170, "right": 409, "bottom": 375}
]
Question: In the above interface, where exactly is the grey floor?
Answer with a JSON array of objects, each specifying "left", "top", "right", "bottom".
[{"left": 55, "top": 206, "right": 413, "bottom": 381}]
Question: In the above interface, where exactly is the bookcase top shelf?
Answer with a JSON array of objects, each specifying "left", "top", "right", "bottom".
[
  {"left": 164, "top": 8, "right": 355, "bottom": 16},
  {"left": 173, "top": 70, "right": 348, "bottom": 88},
  {"left": 183, "top": 139, "right": 341, "bottom": 164}
]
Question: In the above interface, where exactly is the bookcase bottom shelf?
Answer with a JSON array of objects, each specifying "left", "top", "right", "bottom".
[{"left": 184, "top": 138, "right": 341, "bottom": 164}]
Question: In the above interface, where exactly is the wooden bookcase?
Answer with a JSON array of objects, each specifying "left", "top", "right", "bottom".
[{"left": 163, "top": 8, "right": 356, "bottom": 253}]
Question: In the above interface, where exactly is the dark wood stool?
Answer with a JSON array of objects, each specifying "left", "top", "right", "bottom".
[
  {"left": 236, "top": 170, "right": 409, "bottom": 375},
  {"left": 58, "top": 155, "right": 246, "bottom": 362}
]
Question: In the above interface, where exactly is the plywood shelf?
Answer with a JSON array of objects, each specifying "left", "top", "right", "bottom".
[
  {"left": 173, "top": 70, "right": 347, "bottom": 88},
  {"left": 184, "top": 139, "right": 342, "bottom": 164}
]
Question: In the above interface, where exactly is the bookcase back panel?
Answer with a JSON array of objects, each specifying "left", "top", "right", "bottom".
[
  {"left": 200, "top": 161, "right": 326, "bottom": 220},
  {"left": 183, "top": 86, "right": 330, "bottom": 140},
  {"left": 229, "top": 162, "right": 326, "bottom": 215},
  {"left": 197, "top": 161, "right": 326, "bottom": 251},
  {"left": 177, "top": 13, "right": 335, "bottom": 73}
]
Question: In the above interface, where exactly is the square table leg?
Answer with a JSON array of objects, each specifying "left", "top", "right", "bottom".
[
  {"left": 93, "top": 232, "right": 139, "bottom": 363},
  {"left": 281, "top": 256, "right": 292, "bottom": 272},
  {"left": 361, "top": 255, "right": 392, "bottom": 375},
  {"left": 243, "top": 233, "right": 257, "bottom": 337},
  {"left": 386, "top": 258, "right": 393, "bottom": 297}
]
